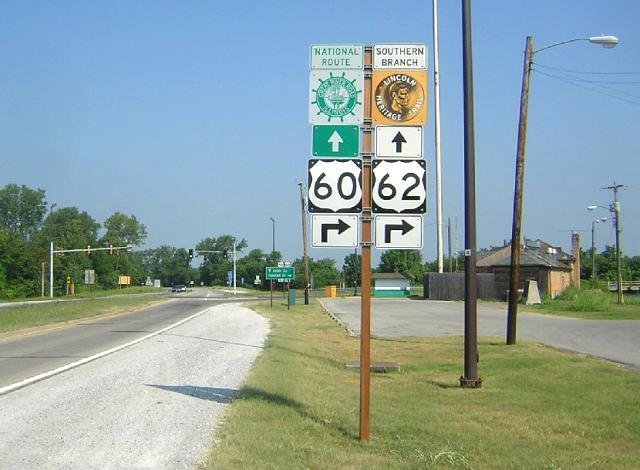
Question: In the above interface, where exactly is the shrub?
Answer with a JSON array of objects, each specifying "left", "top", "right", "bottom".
[{"left": 565, "top": 288, "right": 610, "bottom": 312}]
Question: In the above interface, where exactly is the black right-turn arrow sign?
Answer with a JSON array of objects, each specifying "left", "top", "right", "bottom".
[
  {"left": 384, "top": 219, "right": 414, "bottom": 243},
  {"left": 321, "top": 218, "right": 351, "bottom": 242}
]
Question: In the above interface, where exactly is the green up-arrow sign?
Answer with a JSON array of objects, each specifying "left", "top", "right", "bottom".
[{"left": 312, "top": 125, "right": 359, "bottom": 158}]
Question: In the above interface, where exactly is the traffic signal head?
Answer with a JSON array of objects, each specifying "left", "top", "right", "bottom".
[{"left": 188, "top": 249, "right": 194, "bottom": 260}]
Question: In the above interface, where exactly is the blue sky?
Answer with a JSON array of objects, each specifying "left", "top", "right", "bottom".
[{"left": 1, "top": 1, "right": 638, "bottom": 266}]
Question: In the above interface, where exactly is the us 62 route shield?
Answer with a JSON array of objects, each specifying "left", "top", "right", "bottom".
[
  {"left": 308, "top": 159, "right": 362, "bottom": 213},
  {"left": 372, "top": 159, "right": 427, "bottom": 214}
]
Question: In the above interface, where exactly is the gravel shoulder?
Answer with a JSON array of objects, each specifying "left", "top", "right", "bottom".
[{"left": 0, "top": 303, "right": 269, "bottom": 469}]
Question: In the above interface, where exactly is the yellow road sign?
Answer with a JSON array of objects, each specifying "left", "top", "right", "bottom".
[{"left": 372, "top": 70, "right": 428, "bottom": 126}]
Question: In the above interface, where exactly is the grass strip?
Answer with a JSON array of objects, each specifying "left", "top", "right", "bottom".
[
  {"left": 0, "top": 295, "right": 167, "bottom": 334},
  {"left": 203, "top": 300, "right": 640, "bottom": 469}
]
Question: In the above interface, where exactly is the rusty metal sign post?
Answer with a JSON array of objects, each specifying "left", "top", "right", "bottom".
[{"left": 359, "top": 46, "right": 373, "bottom": 442}]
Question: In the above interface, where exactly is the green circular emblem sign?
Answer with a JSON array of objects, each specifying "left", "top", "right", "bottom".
[{"left": 311, "top": 72, "right": 362, "bottom": 123}]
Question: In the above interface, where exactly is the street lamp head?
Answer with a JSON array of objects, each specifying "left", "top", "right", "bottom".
[
  {"left": 587, "top": 205, "right": 598, "bottom": 211},
  {"left": 600, "top": 217, "right": 608, "bottom": 223},
  {"left": 588, "top": 35, "right": 619, "bottom": 48}
]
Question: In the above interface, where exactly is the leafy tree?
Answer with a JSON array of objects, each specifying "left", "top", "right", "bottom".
[
  {"left": 36, "top": 207, "right": 100, "bottom": 293},
  {"left": 237, "top": 249, "right": 268, "bottom": 289},
  {"left": 0, "top": 184, "right": 47, "bottom": 240},
  {"left": 196, "top": 235, "right": 248, "bottom": 286},
  {"left": 310, "top": 258, "right": 341, "bottom": 288},
  {"left": 0, "top": 229, "right": 43, "bottom": 298},
  {"left": 342, "top": 252, "right": 361, "bottom": 288},
  {"left": 102, "top": 212, "right": 148, "bottom": 246},
  {"left": 379, "top": 250, "right": 424, "bottom": 283},
  {"left": 91, "top": 212, "right": 148, "bottom": 287},
  {"left": 138, "top": 245, "right": 194, "bottom": 287}
]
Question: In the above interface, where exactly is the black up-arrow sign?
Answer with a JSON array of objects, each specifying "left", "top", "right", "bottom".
[
  {"left": 321, "top": 218, "right": 350, "bottom": 242},
  {"left": 384, "top": 219, "right": 414, "bottom": 243},
  {"left": 391, "top": 131, "right": 407, "bottom": 153}
]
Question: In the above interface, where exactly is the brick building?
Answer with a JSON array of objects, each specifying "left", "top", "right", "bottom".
[{"left": 477, "top": 238, "right": 577, "bottom": 299}]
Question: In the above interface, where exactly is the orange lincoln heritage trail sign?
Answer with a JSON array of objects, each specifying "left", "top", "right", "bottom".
[{"left": 372, "top": 69, "right": 428, "bottom": 126}]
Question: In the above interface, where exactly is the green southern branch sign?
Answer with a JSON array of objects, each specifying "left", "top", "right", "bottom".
[{"left": 265, "top": 267, "right": 295, "bottom": 280}]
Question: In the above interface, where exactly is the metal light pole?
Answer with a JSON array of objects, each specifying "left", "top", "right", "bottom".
[
  {"left": 269, "top": 217, "right": 275, "bottom": 254},
  {"left": 233, "top": 240, "right": 237, "bottom": 295},
  {"left": 433, "top": 0, "right": 444, "bottom": 273},
  {"left": 591, "top": 217, "right": 606, "bottom": 279},
  {"left": 49, "top": 241, "right": 54, "bottom": 298},
  {"left": 506, "top": 34, "right": 618, "bottom": 345}
]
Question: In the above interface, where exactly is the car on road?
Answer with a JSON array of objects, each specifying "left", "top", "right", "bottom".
[{"left": 171, "top": 284, "right": 187, "bottom": 293}]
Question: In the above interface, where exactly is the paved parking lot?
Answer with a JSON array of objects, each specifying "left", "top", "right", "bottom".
[{"left": 320, "top": 297, "right": 640, "bottom": 370}]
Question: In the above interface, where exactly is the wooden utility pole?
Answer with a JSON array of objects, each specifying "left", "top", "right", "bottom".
[
  {"left": 298, "top": 182, "right": 310, "bottom": 304},
  {"left": 604, "top": 182, "right": 624, "bottom": 304},
  {"left": 461, "top": 0, "right": 481, "bottom": 388},
  {"left": 507, "top": 36, "right": 534, "bottom": 346}
]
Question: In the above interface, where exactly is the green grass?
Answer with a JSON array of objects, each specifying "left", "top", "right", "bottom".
[
  {"left": 0, "top": 285, "right": 165, "bottom": 302},
  {"left": 0, "top": 294, "right": 168, "bottom": 334},
  {"left": 522, "top": 288, "right": 640, "bottom": 320},
  {"left": 203, "top": 300, "right": 640, "bottom": 469}
]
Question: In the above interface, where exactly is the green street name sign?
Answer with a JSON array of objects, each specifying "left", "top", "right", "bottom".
[
  {"left": 312, "top": 125, "right": 359, "bottom": 158},
  {"left": 265, "top": 266, "right": 295, "bottom": 280}
]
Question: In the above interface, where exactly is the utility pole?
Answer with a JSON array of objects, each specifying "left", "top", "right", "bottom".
[
  {"left": 298, "top": 182, "right": 310, "bottom": 304},
  {"left": 461, "top": 0, "right": 481, "bottom": 388},
  {"left": 353, "top": 247, "right": 358, "bottom": 296},
  {"left": 507, "top": 36, "right": 534, "bottom": 346},
  {"left": 604, "top": 182, "right": 624, "bottom": 304}
]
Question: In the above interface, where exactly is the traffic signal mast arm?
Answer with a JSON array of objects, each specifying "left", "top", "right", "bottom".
[
  {"left": 52, "top": 244, "right": 133, "bottom": 254},
  {"left": 49, "top": 243, "right": 133, "bottom": 298}
]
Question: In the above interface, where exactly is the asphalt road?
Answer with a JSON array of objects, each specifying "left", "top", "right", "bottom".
[
  {"left": 320, "top": 298, "right": 640, "bottom": 370},
  {"left": 0, "top": 288, "right": 256, "bottom": 389}
]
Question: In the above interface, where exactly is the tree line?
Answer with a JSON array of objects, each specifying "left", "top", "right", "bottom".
[{"left": 4, "top": 183, "right": 634, "bottom": 300}]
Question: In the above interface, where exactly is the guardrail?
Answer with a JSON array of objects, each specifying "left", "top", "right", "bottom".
[{"left": 607, "top": 281, "right": 640, "bottom": 291}]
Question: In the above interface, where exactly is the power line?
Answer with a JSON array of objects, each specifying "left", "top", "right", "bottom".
[
  {"left": 534, "top": 63, "right": 640, "bottom": 75},
  {"left": 533, "top": 66, "right": 640, "bottom": 85},
  {"left": 534, "top": 68, "right": 640, "bottom": 100},
  {"left": 533, "top": 69, "right": 640, "bottom": 107}
]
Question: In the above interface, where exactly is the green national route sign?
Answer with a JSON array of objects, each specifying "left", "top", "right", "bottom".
[
  {"left": 312, "top": 125, "right": 359, "bottom": 158},
  {"left": 265, "top": 266, "right": 295, "bottom": 280}
]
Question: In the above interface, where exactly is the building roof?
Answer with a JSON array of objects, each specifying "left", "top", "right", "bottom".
[
  {"left": 372, "top": 272, "right": 416, "bottom": 280},
  {"left": 477, "top": 238, "right": 573, "bottom": 270}
]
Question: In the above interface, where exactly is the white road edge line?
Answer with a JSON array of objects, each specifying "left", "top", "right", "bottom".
[{"left": 0, "top": 306, "right": 214, "bottom": 396}]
